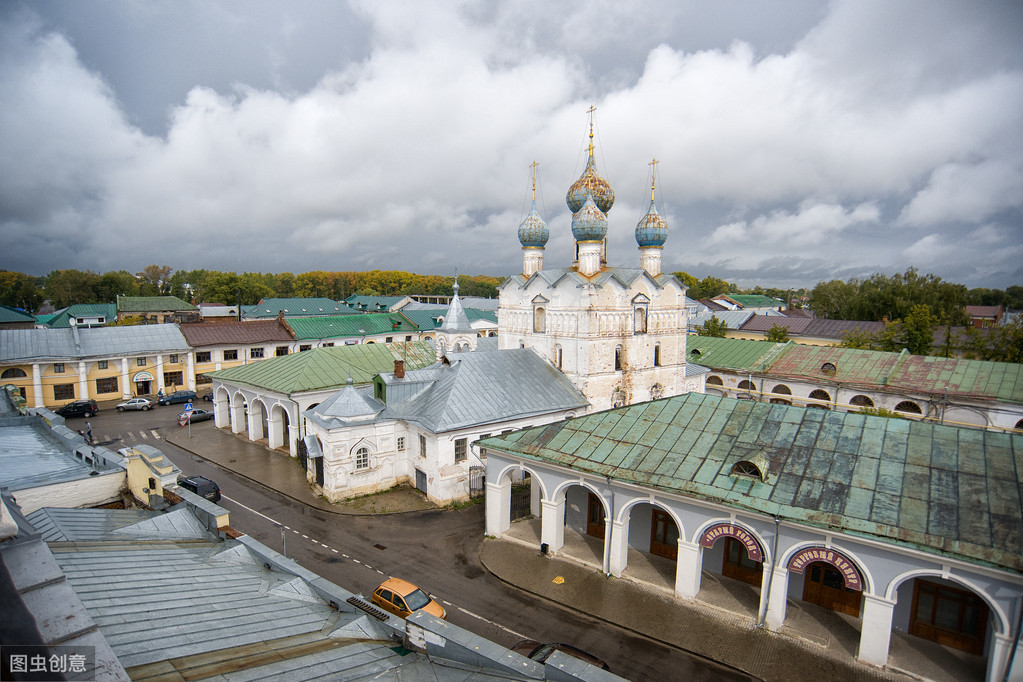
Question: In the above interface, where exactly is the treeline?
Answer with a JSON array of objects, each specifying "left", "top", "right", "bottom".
[{"left": 0, "top": 267, "right": 504, "bottom": 311}]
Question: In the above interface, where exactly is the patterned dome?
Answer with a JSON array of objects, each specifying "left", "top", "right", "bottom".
[
  {"left": 517, "top": 201, "right": 549, "bottom": 248},
  {"left": 571, "top": 193, "right": 608, "bottom": 242},
  {"left": 566, "top": 154, "right": 615, "bottom": 214},
  {"left": 635, "top": 199, "right": 668, "bottom": 247}
]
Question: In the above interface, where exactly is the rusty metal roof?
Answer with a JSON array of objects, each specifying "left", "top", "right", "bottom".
[
  {"left": 481, "top": 392, "right": 1023, "bottom": 572},
  {"left": 179, "top": 319, "right": 294, "bottom": 346}
]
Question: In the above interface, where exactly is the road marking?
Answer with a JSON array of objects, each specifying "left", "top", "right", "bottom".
[
  {"left": 139, "top": 431, "right": 148, "bottom": 439},
  {"left": 331, "top": 548, "right": 339, "bottom": 553},
  {"left": 152, "top": 430, "right": 161, "bottom": 439},
  {"left": 456, "top": 606, "right": 529, "bottom": 639},
  {"left": 221, "top": 495, "right": 284, "bottom": 527}
]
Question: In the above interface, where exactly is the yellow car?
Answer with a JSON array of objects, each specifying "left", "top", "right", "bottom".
[{"left": 371, "top": 577, "right": 446, "bottom": 620}]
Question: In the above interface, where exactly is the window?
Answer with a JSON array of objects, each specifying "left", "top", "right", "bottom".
[
  {"left": 850, "top": 394, "right": 873, "bottom": 408},
  {"left": 54, "top": 363, "right": 65, "bottom": 373},
  {"left": 196, "top": 351, "right": 212, "bottom": 363},
  {"left": 323, "top": 342, "right": 334, "bottom": 347},
  {"left": 250, "top": 348, "right": 265, "bottom": 359},
  {"left": 397, "top": 436, "right": 405, "bottom": 452},
  {"left": 136, "top": 358, "right": 147, "bottom": 367},
  {"left": 895, "top": 400, "right": 922, "bottom": 414},
  {"left": 808, "top": 389, "right": 832, "bottom": 409},
  {"left": 95, "top": 377, "right": 118, "bottom": 394},
  {"left": 614, "top": 346, "right": 622, "bottom": 371},
  {"left": 454, "top": 438, "right": 467, "bottom": 462},
  {"left": 223, "top": 349, "right": 238, "bottom": 361},
  {"left": 654, "top": 344, "right": 661, "bottom": 367},
  {"left": 533, "top": 306, "right": 546, "bottom": 333},
  {"left": 419, "top": 434, "right": 427, "bottom": 458},
  {"left": 54, "top": 383, "right": 74, "bottom": 400},
  {"left": 169, "top": 354, "right": 179, "bottom": 364},
  {"left": 299, "top": 345, "right": 312, "bottom": 352},
  {"left": 164, "top": 371, "right": 183, "bottom": 387},
  {"left": 355, "top": 447, "right": 370, "bottom": 470},
  {"left": 1, "top": 368, "right": 27, "bottom": 379},
  {"left": 195, "top": 373, "right": 211, "bottom": 385},
  {"left": 821, "top": 362, "right": 837, "bottom": 377},
  {"left": 556, "top": 345, "right": 563, "bottom": 369},
  {"left": 405, "top": 335, "right": 413, "bottom": 342},
  {"left": 706, "top": 376, "right": 724, "bottom": 386},
  {"left": 635, "top": 306, "right": 647, "bottom": 334},
  {"left": 385, "top": 336, "right": 393, "bottom": 343},
  {"left": 97, "top": 360, "right": 108, "bottom": 370},
  {"left": 275, "top": 346, "right": 289, "bottom": 357}
]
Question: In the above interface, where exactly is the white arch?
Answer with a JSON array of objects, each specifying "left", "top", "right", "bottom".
[
  {"left": 615, "top": 497, "right": 687, "bottom": 543},
  {"left": 492, "top": 462, "right": 549, "bottom": 501},
  {"left": 550, "top": 478, "right": 608, "bottom": 510},
  {"left": 884, "top": 568, "right": 1010, "bottom": 635},
  {"left": 691, "top": 517, "right": 771, "bottom": 564},
  {"left": 778, "top": 540, "right": 876, "bottom": 594}
]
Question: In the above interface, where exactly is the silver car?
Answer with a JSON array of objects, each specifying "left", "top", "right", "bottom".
[{"left": 116, "top": 397, "right": 154, "bottom": 412}]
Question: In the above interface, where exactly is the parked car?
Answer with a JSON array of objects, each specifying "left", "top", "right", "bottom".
[
  {"left": 371, "top": 578, "right": 446, "bottom": 620},
  {"left": 55, "top": 399, "right": 98, "bottom": 418},
  {"left": 177, "top": 475, "right": 221, "bottom": 502},
  {"left": 179, "top": 408, "right": 213, "bottom": 423},
  {"left": 511, "top": 640, "right": 609, "bottom": 670},
  {"left": 158, "top": 390, "right": 197, "bottom": 406},
  {"left": 116, "top": 397, "right": 153, "bottom": 412},
  {"left": 200, "top": 392, "right": 214, "bottom": 402}
]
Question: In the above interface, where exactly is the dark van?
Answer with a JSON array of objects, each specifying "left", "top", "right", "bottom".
[
  {"left": 55, "top": 399, "right": 99, "bottom": 418},
  {"left": 177, "top": 475, "right": 221, "bottom": 502}
]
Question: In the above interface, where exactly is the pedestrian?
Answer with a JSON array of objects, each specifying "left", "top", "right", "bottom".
[{"left": 85, "top": 420, "right": 93, "bottom": 444}]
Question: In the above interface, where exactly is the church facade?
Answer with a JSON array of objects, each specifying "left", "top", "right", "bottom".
[{"left": 498, "top": 120, "right": 702, "bottom": 412}]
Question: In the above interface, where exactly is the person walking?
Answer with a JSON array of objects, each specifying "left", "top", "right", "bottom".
[{"left": 85, "top": 421, "right": 93, "bottom": 444}]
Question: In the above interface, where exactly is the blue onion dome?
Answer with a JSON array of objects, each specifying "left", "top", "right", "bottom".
[
  {"left": 635, "top": 199, "right": 668, "bottom": 247},
  {"left": 518, "top": 201, "right": 549, "bottom": 247},
  {"left": 567, "top": 154, "right": 615, "bottom": 214},
  {"left": 571, "top": 193, "right": 608, "bottom": 242}
]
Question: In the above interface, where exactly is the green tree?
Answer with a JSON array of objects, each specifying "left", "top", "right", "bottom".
[
  {"left": 273, "top": 272, "right": 296, "bottom": 297},
  {"left": 193, "top": 271, "right": 272, "bottom": 305},
  {"left": 898, "top": 304, "right": 938, "bottom": 355},
  {"left": 765, "top": 324, "right": 790, "bottom": 342},
  {"left": 136, "top": 265, "right": 173, "bottom": 296},
  {"left": 45, "top": 269, "right": 101, "bottom": 308},
  {"left": 0, "top": 271, "right": 44, "bottom": 312},
  {"left": 697, "top": 316, "right": 728, "bottom": 337},
  {"left": 94, "top": 270, "right": 139, "bottom": 302},
  {"left": 808, "top": 279, "right": 858, "bottom": 319}
]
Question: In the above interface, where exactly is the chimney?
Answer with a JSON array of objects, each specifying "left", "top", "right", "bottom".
[{"left": 394, "top": 359, "right": 405, "bottom": 378}]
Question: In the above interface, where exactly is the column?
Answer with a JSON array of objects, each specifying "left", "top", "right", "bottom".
[
  {"left": 540, "top": 498, "right": 565, "bottom": 552},
  {"left": 765, "top": 565, "right": 790, "bottom": 629},
  {"left": 857, "top": 593, "right": 896, "bottom": 666},
  {"left": 77, "top": 361, "right": 88, "bottom": 401},
  {"left": 267, "top": 408, "right": 282, "bottom": 449},
  {"left": 529, "top": 476, "right": 542, "bottom": 517},
  {"left": 155, "top": 355, "right": 165, "bottom": 393},
  {"left": 186, "top": 352, "right": 195, "bottom": 391},
  {"left": 485, "top": 480, "right": 511, "bottom": 536},
  {"left": 987, "top": 633, "right": 1016, "bottom": 682},
  {"left": 120, "top": 358, "right": 130, "bottom": 399},
  {"left": 675, "top": 540, "right": 702, "bottom": 599},
  {"left": 231, "top": 401, "right": 246, "bottom": 434},
  {"left": 32, "top": 363, "right": 43, "bottom": 408},
  {"left": 608, "top": 518, "right": 629, "bottom": 576}
]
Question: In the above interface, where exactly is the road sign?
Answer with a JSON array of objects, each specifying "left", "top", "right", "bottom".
[{"left": 184, "top": 402, "right": 193, "bottom": 411}]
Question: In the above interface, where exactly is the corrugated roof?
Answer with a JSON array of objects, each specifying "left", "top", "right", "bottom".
[
  {"left": 687, "top": 336, "right": 787, "bottom": 371},
  {"left": 0, "top": 306, "right": 36, "bottom": 324},
  {"left": 502, "top": 267, "right": 679, "bottom": 292},
  {"left": 117, "top": 296, "right": 196, "bottom": 312},
  {"left": 179, "top": 319, "right": 294, "bottom": 346},
  {"left": 378, "top": 348, "right": 588, "bottom": 432},
  {"left": 344, "top": 295, "right": 411, "bottom": 311},
  {"left": 724, "top": 294, "right": 784, "bottom": 308},
  {"left": 0, "top": 424, "right": 95, "bottom": 490},
  {"left": 398, "top": 308, "right": 497, "bottom": 331},
  {"left": 243, "top": 297, "right": 357, "bottom": 318},
  {"left": 42, "top": 303, "right": 117, "bottom": 328},
  {"left": 889, "top": 355, "right": 1023, "bottom": 403},
  {"left": 481, "top": 392, "right": 1023, "bottom": 572},
  {"left": 740, "top": 315, "right": 814, "bottom": 334},
  {"left": 690, "top": 310, "right": 756, "bottom": 330},
  {"left": 0, "top": 324, "right": 189, "bottom": 362},
  {"left": 208, "top": 340, "right": 436, "bottom": 394},
  {"left": 287, "top": 312, "right": 418, "bottom": 340}
]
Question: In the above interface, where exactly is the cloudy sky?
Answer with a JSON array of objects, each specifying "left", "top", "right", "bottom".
[{"left": 2, "top": 1, "right": 1022, "bottom": 290}]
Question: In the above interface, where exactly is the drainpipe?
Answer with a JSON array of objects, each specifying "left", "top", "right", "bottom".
[
  {"left": 757, "top": 515, "right": 782, "bottom": 628},
  {"left": 603, "top": 475, "right": 615, "bottom": 577}
]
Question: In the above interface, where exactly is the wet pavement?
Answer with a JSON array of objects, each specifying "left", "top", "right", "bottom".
[{"left": 164, "top": 422, "right": 984, "bottom": 682}]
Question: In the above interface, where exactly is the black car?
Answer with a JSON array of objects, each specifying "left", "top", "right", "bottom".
[
  {"left": 55, "top": 399, "right": 99, "bottom": 418},
  {"left": 177, "top": 475, "right": 221, "bottom": 502},
  {"left": 158, "top": 390, "right": 197, "bottom": 406}
]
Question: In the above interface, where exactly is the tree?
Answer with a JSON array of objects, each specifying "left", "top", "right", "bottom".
[
  {"left": 808, "top": 279, "right": 858, "bottom": 319},
  {"left": 0, "top": 271, "right": 44, "bottom": 312},
  {"left": 765, "top": 324, "right": 790, "bottom": 342},
  {"left": 44, "top": 269, "right": 101, "bottom": 308},
  {"left": 697, "top": 316, "right": 728, "bottom": 337},
  {"left": 193, "top": 271, "right": 272, "bottom": 306},
  {"left": 136, "top": 265, "right": 174, "bottom": 296},
  {"left": 94, "top": 270, "right": 139, "bottom": 302},
  {"left": 898, "top": 304, "right": 938, "bottom": 355}
]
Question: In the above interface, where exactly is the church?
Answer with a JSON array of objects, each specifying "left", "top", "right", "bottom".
[{"left": 498, "top": 114, "right": 704, "bottom": 412}]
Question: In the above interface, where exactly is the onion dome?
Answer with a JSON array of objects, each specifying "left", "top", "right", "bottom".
[
  {"left": 635, "top": 199, "right": 668, "bottom": 247},
  {"left": 518, "top": 200, "right": 549, "bottom": 247},
  {"left": 567, "top": 153, "right": 615, "bottom": 214},
  {"left": 571, "top": 193, "right": 608, "bottom": 242}
]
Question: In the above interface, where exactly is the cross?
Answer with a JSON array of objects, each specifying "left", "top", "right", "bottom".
[{"left": 649, "top": 158, "right": 659, "bottom": 200}]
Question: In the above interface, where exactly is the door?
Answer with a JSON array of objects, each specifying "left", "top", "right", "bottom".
[
  {"left": 909, "top": 580, "right": 988, "bottom": 655},
  {"left": 135, "top": 380, "right": 151, "bottom": 396},
  {"left": 650, "top": 509, "right": 678, "bottom": 560},
  {"left": 314, "top": 456, "right": 324, "bottom": 486},
  {"left": 722, "top": 537, "right": 763, "bottom": 586},
  {"left": 415, "top": 468, "right": 427, "bottom": 494},
  {"left": 802, "top": 562, "right": 862, "bottom": 617},
  {"left": 586, "top": 493, "right": 606, "bottom": 538}
]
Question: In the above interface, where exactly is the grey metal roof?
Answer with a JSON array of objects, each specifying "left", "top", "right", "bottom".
[
  {"left": 502, "top": 266, "right": 679, "bottom": 291},
  {"left": 380, "top": 348, "right": 589, "bottom": 432},
  {"left": 0, "top": 324, "right": 190, "bottom": 362},
  {"left": 28, "top": 507, "right": 212, "bottom": 542},
  {"left": 438, "top": 282, "right": 475, "bottom": 333},
  {"left": 690, "top": 310, "right": 756, "bottom": 329},
  {"left": 310, "top": 379, "right": 385, "bottom": 424},
  {"left": 0, "top": 423, "right": 96, "bottom": 490},
  {"left": 481, "top": 391, "right": 1023, "bottom": 573}
]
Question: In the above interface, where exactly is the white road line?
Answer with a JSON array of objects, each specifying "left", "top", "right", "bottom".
[
  {"left": 220, "top": 495, "right": 284, "bottom": 527},
  {"left": 320, "top": 543, "right": 329, "bottom": 548},
  {"left": 331, "top": 548, "right": 339, "bottom": 553},
  {"left": 139, "top": 431, "right": 148, "bottom": 439},
  {"left": 456, "top": 606, "right": 529, "bottom": 639},
  {"left": 353, "top": 559, "right": 361, "bottom": 564},
  {"left": 376, "top": 569, "right": 384, "bottom": 575},
  {"left": 152, "top": 430, "right": 161, "bottom": 439}
]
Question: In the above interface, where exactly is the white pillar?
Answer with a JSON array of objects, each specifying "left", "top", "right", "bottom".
[
  {"left": 857, "top": 593, "right": 896, "bottom": 666},
  {"left": 268, "top": 408, "right": 282, "bottom": 449},
  {"left": 186, "top": 352, "right": 195, "bottom": 391},
  {"left": 32, "top": 363, "right": 43, "bottom": 407},
  {"left": 155, "top": 354, "right": 165, "bottom": 393},
  {"left": 77, "top": 361, "right": 88, "bottom": 401},
  {"left": 485, "top": 480, "right": 511, "bottom": 536},
  {"left": 988, "top": 633, "right": 1018, "bottom": 682},
  {"left": 120, "top": 358, "right": 130, "bottom": 399},
  {"left": 288, "top": 423, "right": 300, "bottom": 458},
  {"left": 765, "top": 565, "right": 790, "bottom": 629},
  {"left": 530, "top": 476, "right": 542, "bottom": 517},
  {"left": 540, "top": 498, "right": 566, "bottom": 552},
  {"left": 675, "top": 540, "right": 702, "bottom": 598},
  {"left": 231, "top": 402, "right": 246, "bottom": 434},
  {"left": 247, "top": 406, "right": 262, "bottom": 441},
  {"left": 608, "top": 519, "right": 629, "bottom": 576}
]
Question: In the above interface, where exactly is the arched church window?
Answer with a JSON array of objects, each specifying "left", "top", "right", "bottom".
[
  {"left": 635, "top": 307, "right": 647, "bottom": 334},
  {"left": 534, "top": 307, "right": 546, "bottom": 333},
  {"left": 808, "top": 389, "right": 831, "bottom": 409},
  {"left": 355, "top": 446, "right": 370, "bottom": 470},
  {"left": 706, "top": 376, "right": 724, "bottom": 386},
  {"left": 850, "top": 394, "right": 873, "bottom": 408}
]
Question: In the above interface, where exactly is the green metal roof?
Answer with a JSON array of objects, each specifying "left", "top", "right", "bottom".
[
  {"left": 117, "top": 296, "right": 196, "bottom": 312},
  {"left": 480, "top": 392, "right": 1023, "bottom": 572},
  {"left": 726, "top": 294, "right": 784, "bottom": 308},
  {"left": 399, "top": 308, "right": 497, "bottom": 330},
  {"left": 889, "top": 355, "right": 1023, "bottom": 403},
  {"left": 286, "top": 312, "right": 418, "bottom": 340},
  {"left": 344, "top": 295, "right": 410, "bottom": 311},
  {"left": 0, "top": 306, "right": 36, "bottom": 324},
  {"left": 207, "top": 340, "right": 436, "bottom": 394},
  {"left": 686, "top": 336, "right": 787, "bottom": 371},
  {"left": 243, "top": 298, "right": 357, "bottom": 318},
  {"left": 43, "top": 303, "right": 117, "bottom": 328}
]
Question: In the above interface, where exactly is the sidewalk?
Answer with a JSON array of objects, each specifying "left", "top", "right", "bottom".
[{"left": 166, "top": 424, "right": 982, "bottom": 682}]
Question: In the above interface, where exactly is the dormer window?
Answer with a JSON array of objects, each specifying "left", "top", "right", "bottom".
[
  {"left": 731, "top": 452, "right": 770, "bottom": 482},
  {"left": 821, "top": 362, "right": 837, "bottom": 376}
]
